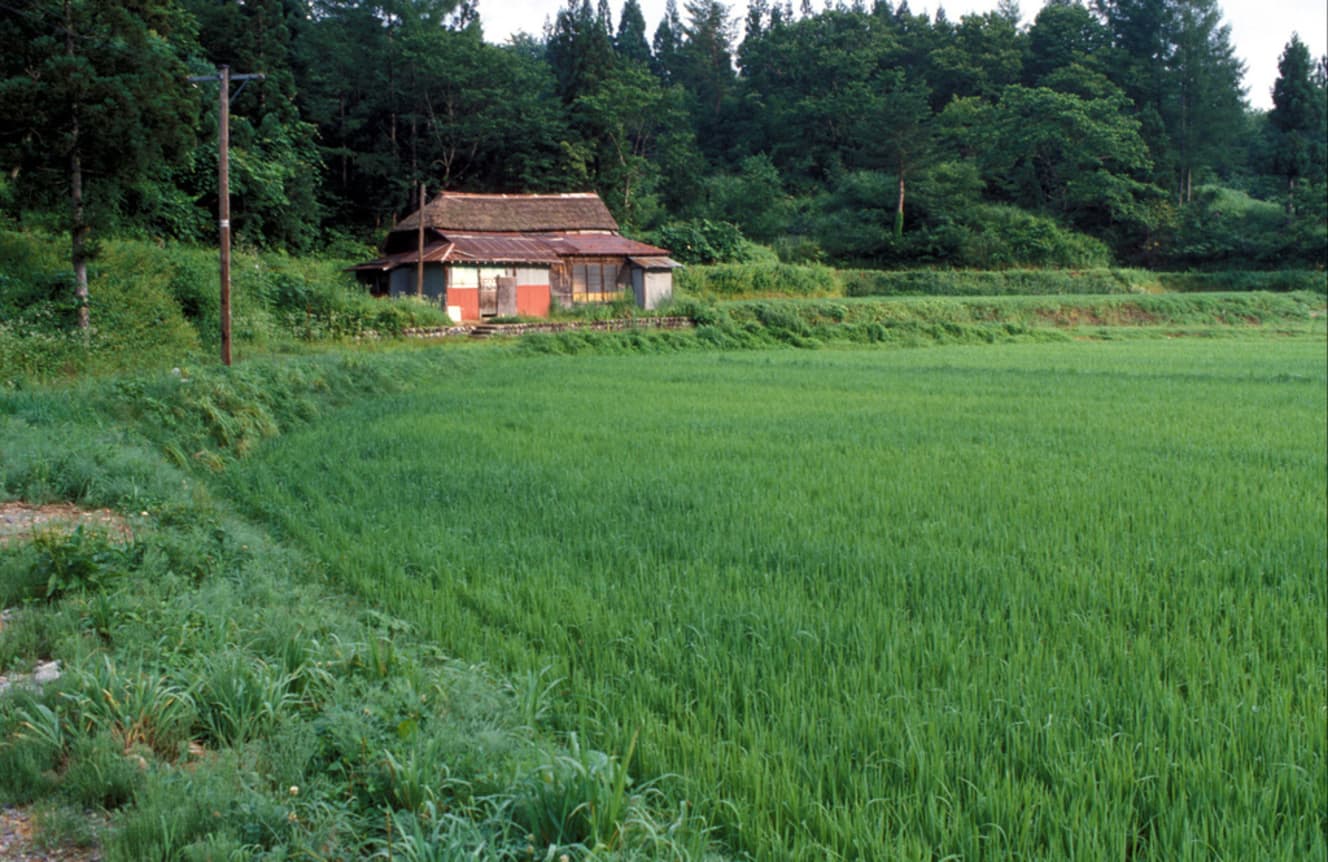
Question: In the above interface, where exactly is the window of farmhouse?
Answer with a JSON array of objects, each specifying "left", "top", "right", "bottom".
[{"left": 571, "top": 262, "right": 624, "bottom": 304}]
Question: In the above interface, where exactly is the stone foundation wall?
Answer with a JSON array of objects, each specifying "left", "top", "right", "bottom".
[{"left": 397, "top": 316, "right": 694, "bottom": 339}]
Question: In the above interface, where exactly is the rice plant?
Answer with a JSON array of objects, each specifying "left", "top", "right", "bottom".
[{"left": 228, "top": 337, "right": 1327, "bottom": 860}]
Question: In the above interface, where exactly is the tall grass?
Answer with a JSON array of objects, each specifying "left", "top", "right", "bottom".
[{"left": 226, "top": 339, "right": 1328, "bottom": 860}]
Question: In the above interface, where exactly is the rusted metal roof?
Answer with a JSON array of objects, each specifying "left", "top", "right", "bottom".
[
  {"left": 356, "top": 233, "right": 670, "bottom": 268},
  {"left": 539, "top": 233, "right": 670, "bottom": 257},
  {"left": 394, "top": 192, "right": 619, "bottom": 234},
  {"left": 628, "top": 256, "right": 681, "bottom": 269},
  {"left": 443, "top": 234, "right": 562, "bottom": 263},
  {"left": 346, "top": 259, "right": 390, "bottom": 272},
  {"left": 347, "top": 242, "right": 453, "bottom": 270},
  {"left": 355, "top": 194, "right": 676, "bottom": 271}
]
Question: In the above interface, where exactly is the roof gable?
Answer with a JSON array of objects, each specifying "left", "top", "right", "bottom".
[{"left": 393, "top": 192, "right": 619, "bottom": 234}]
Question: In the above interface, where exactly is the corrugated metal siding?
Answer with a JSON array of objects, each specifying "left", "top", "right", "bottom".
[
  {"left": 551, "top": 263, "right": 572, "bottom": 308},
  {"left": 515, "top": 267, "right": 550, "bottom": 286},
  {"left": 388, "top": 263, "right": 445, "bottom": 299},
  {"left": 642, "top": 270, "right": 673, "bottom": 310}
]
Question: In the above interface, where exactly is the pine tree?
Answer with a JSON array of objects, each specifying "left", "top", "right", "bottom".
[
  {"left": 1269, "top": 34, "right": 1326, "bottom": 213},
  {"left": 616, "top": 0, "right": 653, "bottom": 66},
  {"left": 1096, "top": 0, "right": 1246, "bottom": 201},
  {"left": 680, "top": 1, "right": 736, "bottom": 115},
  {"left": 548, "top": 0, "right": 616, "bottom": 102},
  {"left": 652, "top": 0, "right": 684, "bottom": 82}
]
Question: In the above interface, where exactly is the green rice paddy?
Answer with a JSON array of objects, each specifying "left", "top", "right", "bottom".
[{"left": 228, "top": 338, "right": 1327, "bottom": 860}]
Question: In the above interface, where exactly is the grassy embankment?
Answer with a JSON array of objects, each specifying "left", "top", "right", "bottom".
[
  {"left": 0, "top": 350, "right": 722, "bottom": 860},
  {"left": 675, "top": 262, "right": 1326, "bottom": 300},
  {"left": 224, "top": 338, "right": 1326, "bottom": 860}
]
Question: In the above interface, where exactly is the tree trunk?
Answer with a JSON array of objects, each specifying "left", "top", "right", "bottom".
[
  {"left": 70, "top": 124, "right": 89, "bottom": 331},
  {"left": 895, "top": 159, "right": 906, "bottom": 238},
  {"left": 66, "top": 0, "right": 88, "bottom": 331},
  {"left": 338, "top": 96, "right": 348, "bottom": 188},
  {"left": 416, "top": 182, "right": 424, "bottom": 298}
]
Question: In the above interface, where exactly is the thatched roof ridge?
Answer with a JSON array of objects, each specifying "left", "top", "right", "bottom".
[{"left": 394, "top": 192, "right": 619, "bottom": 234}]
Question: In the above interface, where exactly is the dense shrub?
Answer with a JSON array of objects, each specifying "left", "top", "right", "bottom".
[
  {"left": 677, "top": 262, "right": 841, "bottom": 298},
  {"left": 650, "top": 219, "right": 753, "bottom": 264},
  {"left": 0, "top": 238, "right": 202, "bottom": 382},
  {"left": 0, "top": 230, "right": 449, "bottom": 386},
  {"left": 1157, "top": 184, "right": 1328, "bottom": 269},
  {"left": 698, "top": 155, "right": 796, "bottom": 243},
  {"left": 956, "top": 204, "right": 1114, "bottom": 268},
  {"left": 805, "top": 171, "right": 1115, "bottom": 269}
]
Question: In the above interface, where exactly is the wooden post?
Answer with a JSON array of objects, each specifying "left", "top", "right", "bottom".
[
  {"left": 218, "top": 64, "right": 232, "bottom": 366},
  {"left": 416, "top": 182, "right": 425, "bottom": 298},
  {"left": 188, "top": 65, "right": 262, "bottom": 365}
]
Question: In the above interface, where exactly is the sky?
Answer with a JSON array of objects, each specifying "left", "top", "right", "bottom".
[{"left": 480, "top": 0, "right": 1328, "bottom": 111}]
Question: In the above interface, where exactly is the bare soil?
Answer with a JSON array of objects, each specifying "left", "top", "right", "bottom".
[
  {"left": 0, "top": 806, "right": 104, "bottom": 862},
  {"left": 0, "top": 503, "right": 133, "bottom": 549}
]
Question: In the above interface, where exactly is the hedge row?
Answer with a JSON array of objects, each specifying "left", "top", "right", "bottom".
[
  {"left": 679, "top": 265, "right": 1326, "bottom": 300},
  {"left": 841, "top": 268, "right": 1156, "bottom": 297},
  {"left": 517, "top": 292, "right": 1324, "bottom": 356},
  {"left": 1156, "top": 270, "right": 1326, "bottom": 295}
]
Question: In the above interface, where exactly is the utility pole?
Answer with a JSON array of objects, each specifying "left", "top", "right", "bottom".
[{"left": 188, "top": 64, "right": 263, "bottom": 366}]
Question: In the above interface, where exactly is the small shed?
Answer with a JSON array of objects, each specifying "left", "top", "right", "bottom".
[{"left": 350, "top": 192, "right": 678, "bottom": 321}]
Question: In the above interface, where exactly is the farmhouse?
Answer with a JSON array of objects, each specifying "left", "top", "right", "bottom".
[{"left": 350, "top": 192, "right": 677, "bottom": 321}]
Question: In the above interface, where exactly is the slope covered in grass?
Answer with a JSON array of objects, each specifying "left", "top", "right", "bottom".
[{"left": 0, "top": 349, "right": 719, "bottom": 860}]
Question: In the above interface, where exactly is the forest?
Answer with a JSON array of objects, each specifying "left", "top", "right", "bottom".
[{"left": 1, "top": 0, "right": 1325, "bottom": 273}]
